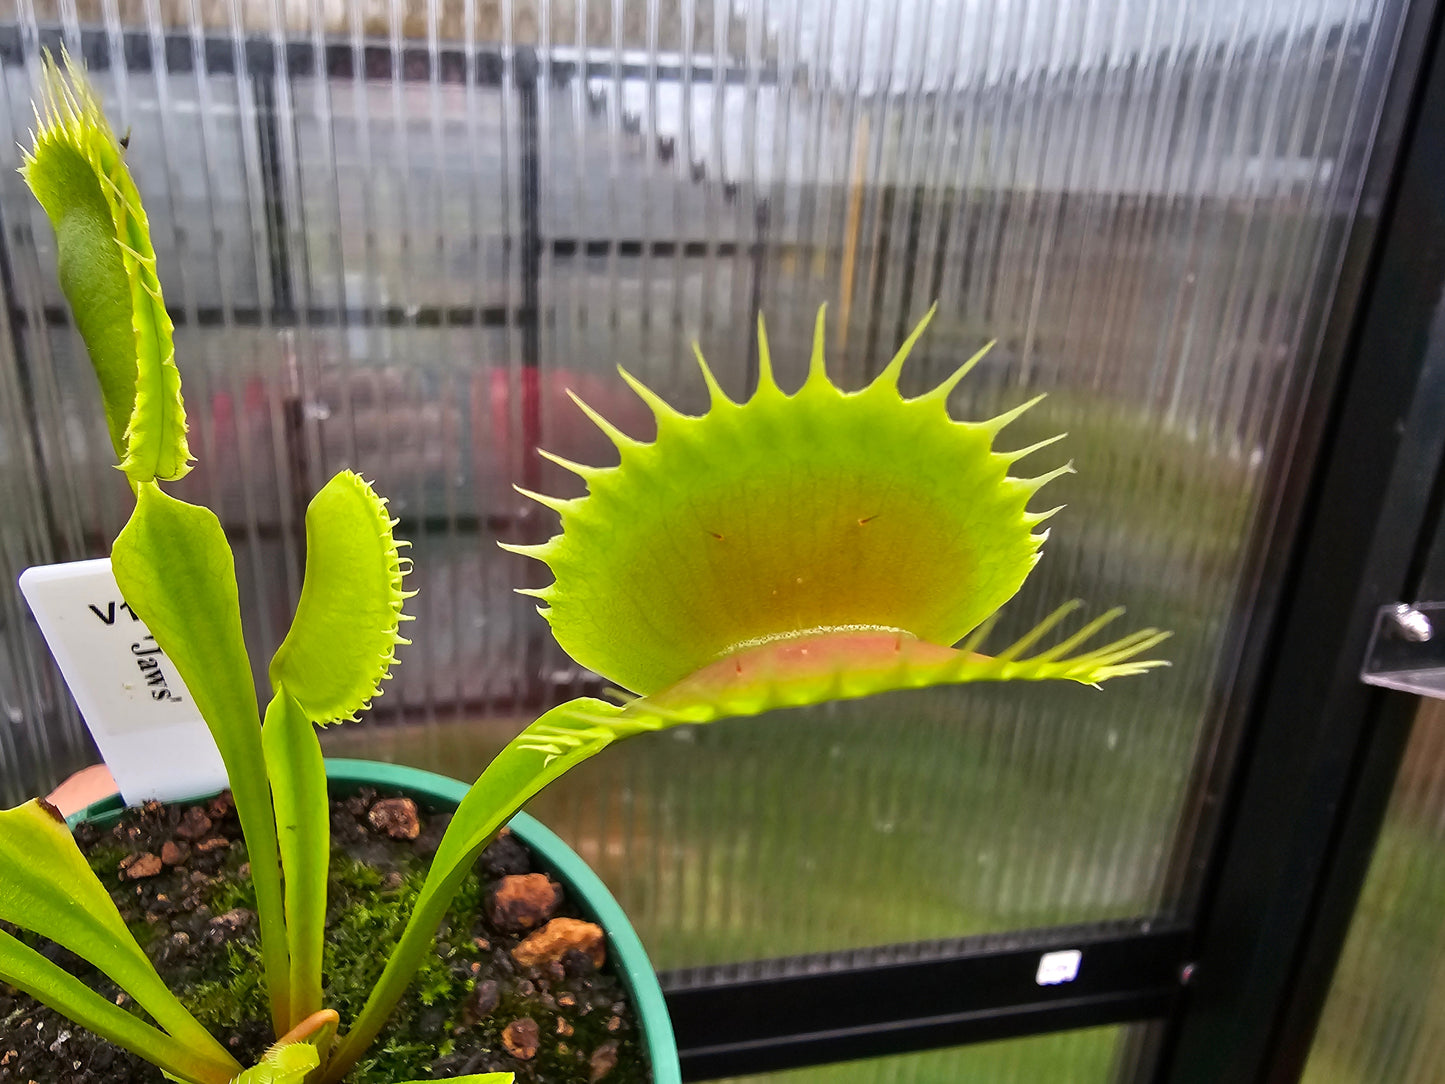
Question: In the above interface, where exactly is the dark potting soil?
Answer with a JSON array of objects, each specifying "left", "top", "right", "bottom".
[{"left": 0, "top": 787, "right": 650, "bottom": 1084}]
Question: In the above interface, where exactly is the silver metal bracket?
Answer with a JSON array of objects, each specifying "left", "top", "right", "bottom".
[{"left": 1360, "top": 602, "right": 1445, "bottom": 697}]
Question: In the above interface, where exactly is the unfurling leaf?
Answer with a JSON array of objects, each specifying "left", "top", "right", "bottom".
[
  {"left": 228, "top": 1041, "right": 319, "bottom": 1084},
  {"left": 20, "top": 50, "right": 190, "bottom": 482}
]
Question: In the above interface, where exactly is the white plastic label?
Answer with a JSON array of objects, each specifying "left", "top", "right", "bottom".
[
  {"left": 19, "top": 558, "right": 227, "bottom": 805},
  {"left": 1036, "top": 949, "right": 1083, "bottom": 986}
]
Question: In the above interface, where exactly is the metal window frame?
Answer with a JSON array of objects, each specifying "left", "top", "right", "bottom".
[
  {"left": 661, "top": 923, "right": 1188, "bottom": 1080},
  {"left": 5, "top": 10, "right": 1445, "bottom": 1082},
  {"left": 1154, "top": 0, "right": 1445, "bottom": 1079}
]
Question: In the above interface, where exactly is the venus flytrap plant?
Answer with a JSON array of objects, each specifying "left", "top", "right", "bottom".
[
  {"left": 5, "top": 52, "right": 509, "bottom": 1084},
  {"left": 6, "top": 49, "right": 1167, "bottom": 1084},
  {"left": 263, "top": 469, "right": 417, "bottom": 1025},
  {"left": 320, "top": 305, "right": 1170, "bottom": 1082}
]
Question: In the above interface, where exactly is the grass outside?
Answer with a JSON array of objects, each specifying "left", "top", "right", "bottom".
[
  {"left": 1299, "top": 706, "right": 1445, "bottom": 1084},
  {"left": 715, "top": 1025, "right": 1133, "bottom": 1084}
]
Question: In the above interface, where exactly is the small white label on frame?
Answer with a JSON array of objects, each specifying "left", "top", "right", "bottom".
[
  {"left": 1036, "top": 949, "right": 1083, "bottom": 986},
  {"left": 19, "top": 559, "right": 227, "bottom": 806}
]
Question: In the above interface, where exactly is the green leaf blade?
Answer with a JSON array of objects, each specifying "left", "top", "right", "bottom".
[
  {"left": 21, "top": 50, "right": 191, "bottom": 482},
  {"left": 0, "top": 928, "right": 237, "bottom": 1084},
  {"left": 112, "top": 482, "right": 289, "bottom": 1033},
  {"left": 262, "top": 689, "right": 330, "bottom": 1028},
  {"left": 0, "top": 800, "right": 241, "bottom": 1075}
]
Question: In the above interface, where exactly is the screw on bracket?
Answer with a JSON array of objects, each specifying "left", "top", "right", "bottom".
[{"left": 1388, "top": 604, "right": 1434, "bottom": 643}]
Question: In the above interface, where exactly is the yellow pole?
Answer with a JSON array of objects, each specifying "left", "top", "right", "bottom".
[{"left": 837, "top": 112, "right": 870, "bottom": 354}]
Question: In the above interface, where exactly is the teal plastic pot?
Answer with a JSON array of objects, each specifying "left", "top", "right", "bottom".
[{"left": 69, "top": 757, "right": 681, "bottom": 1084}]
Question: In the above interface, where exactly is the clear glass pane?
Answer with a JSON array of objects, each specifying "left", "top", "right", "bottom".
[
  {"left": 290, "top": 77, "right": 516, "bottom": 313},
  {"left": 0, "top": 0, "right": 1413, "bottom": 986},
  {"left": 1300, "top": 698, "right": 1445, "bottom": 1084},
  {"left": 717, "top": 1024, "right": 1147, "bottom": 1084}
]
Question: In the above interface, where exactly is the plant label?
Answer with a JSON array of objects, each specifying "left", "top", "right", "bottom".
[
  {"left": 1036, "top": 949, "right": 1083, "bottom": 986},
  {"left": 19, "top": 558, "right": 227, "bottom": 805}
]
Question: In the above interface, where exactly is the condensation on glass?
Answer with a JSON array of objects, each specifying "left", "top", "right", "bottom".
[
  {"left": 1300, "top": 697, "right": 1445, "bottom": 1084},
  {"left": 0, "top": 0, "right": 1413, "bottom": 972}
]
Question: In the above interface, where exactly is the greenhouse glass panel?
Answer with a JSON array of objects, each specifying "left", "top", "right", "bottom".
[
  {"left": 0, "top": 0, "right": 1413, "bottom": 979},
  {"left": 1300, "top": 697, "right": 1445, "bottom": 1084}
]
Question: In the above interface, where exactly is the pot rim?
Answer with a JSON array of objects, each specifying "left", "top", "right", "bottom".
[{"left": 67, "top": 755, "right": 681, "bottom": 1084}]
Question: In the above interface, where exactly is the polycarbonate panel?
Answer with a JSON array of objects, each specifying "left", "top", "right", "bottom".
[
  {"left": 720, "top": 1024, "right": 1145, "bottom": 1084},
  {"left": 0, "top": 0, "right": 1412, "bottom": 984},
  {"left": 1300, "top": 698, "right": 1445, "bottom": 1084}
]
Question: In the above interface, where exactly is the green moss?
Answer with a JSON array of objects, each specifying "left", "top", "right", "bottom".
[
  {"left": 181, "top": 941, "right": 267, "bottom": 1023},
  {"left": 171, "top": 850, "right": 486, "bottom": 1081},
  {"left": 207, "top": 872, "right": 258, "bottom": 917},
  {"left": 322, "top": 856, "right": 474, "bottom": 1023},
  {"left": 84, "top": 841, "right": 129, "bottom": 872}
]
